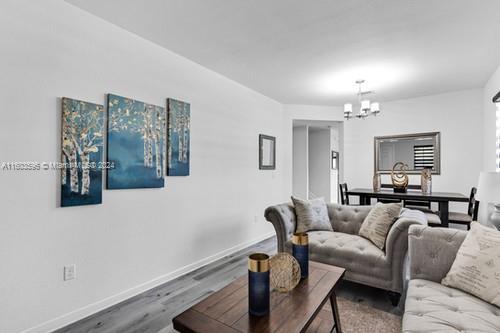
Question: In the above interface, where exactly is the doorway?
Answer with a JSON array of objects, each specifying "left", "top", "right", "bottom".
[{"left": 292, "top": 120, "right": 343, "bottom": 203}]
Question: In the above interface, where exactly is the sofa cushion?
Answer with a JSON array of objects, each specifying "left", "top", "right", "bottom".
[
  {"left": 424, "top": 212, "right": 441, "bottom": 225},
  {"left": 358, "top": 202, "right": 402, "bottom": 249},
  {"left": 285, "top": 231, "right": 389, "bottom": 278},
  {"left": 328, "top": 204, "right": 372, "bottom": 235},
  {"left": 448, "top": 212, "right": 473, "bottom": 223},
  {"left": 291, "top": 196, "right": 333, "bottom": 233},
  {"left": 442, "top": 222, "right": 500, "bottom": 307},
  {"left": 403, "top": 279, "right": 500, "bottom": 333}
]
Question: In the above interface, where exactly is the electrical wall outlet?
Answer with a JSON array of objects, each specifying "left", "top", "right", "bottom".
[{"left": 64, "top": 265, "right": 76, "bottom": 281}]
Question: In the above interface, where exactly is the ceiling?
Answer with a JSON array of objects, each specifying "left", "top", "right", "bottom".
[{"left": 66, "top": 0, "right": 500, "bottom": 105}]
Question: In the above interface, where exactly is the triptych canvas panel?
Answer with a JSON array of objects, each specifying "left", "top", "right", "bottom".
[
  {"left": 60, "top": 94, "right": 190, "bottom": 207},
  {"left": 61, "top": 97, "right": 105, "bottom": 207},
  {"left": 167, "top": 98, "right": 190, "bottom": 176},
  {"left": 107, "top": 94, "right": 166, "bottom": 189}
]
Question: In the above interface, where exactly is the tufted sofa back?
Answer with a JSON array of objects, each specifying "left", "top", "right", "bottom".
[
  {"left": 327, "top": 204, "right": 372, "bottom": 235},
  {"left": 265, "top": 202, "right": 375, "bottom": 252},
  {"left": 408, "top": 225, "right": 467, "bottom": 283}
]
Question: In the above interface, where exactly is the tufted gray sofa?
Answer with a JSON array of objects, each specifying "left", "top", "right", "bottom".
[
  {"left": 403, "top": 225, "right": 500, "bottom": 332},
  {"left": 264, "top": 203, "right": 426, "bottom": 297}
]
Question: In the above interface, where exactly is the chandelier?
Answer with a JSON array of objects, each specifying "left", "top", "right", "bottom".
[{"left": 344, "top": 80, "right": 381, "bottom": 120}]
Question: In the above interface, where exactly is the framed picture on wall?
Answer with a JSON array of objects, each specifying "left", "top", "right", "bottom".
[{"left": 259, "top": 134, "right": 276, "bottom": 170}]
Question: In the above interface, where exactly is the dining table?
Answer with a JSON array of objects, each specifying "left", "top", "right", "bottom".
[{"left": 346, "top": 188, "right": 469, "bottom": 228}]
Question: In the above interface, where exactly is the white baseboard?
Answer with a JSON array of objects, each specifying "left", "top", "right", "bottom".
[{"left": 21, "top": 232, "right": 275, "bottom": 333}]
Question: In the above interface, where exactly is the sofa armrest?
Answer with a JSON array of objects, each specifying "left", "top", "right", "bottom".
[
  {"left": 385, "top": 209, "right": 426, "bottom": 292},
  {"left": 264, "top": 203, "right": 296, "bottom": 252},
  {"left": 408, "top": 225, "right": 467, "bottom": 283}
]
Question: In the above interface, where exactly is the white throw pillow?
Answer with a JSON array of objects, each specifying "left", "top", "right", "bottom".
[
  {"left": 358, "top": 202, "right": 402, "bottom": 249},
  {"left": 442, "top": 222, "right": 500, "bottom": 307},
  {"left": 291, "top": 196, "right": 333, "bottom": 233}
]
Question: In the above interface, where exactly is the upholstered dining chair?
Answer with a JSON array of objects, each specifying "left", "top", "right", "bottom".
[{"left": 448, "top": 187, "right": 479, "bottom": 230}]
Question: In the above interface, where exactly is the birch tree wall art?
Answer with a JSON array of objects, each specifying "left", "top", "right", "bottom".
[
  {"left": 61, "top": 97, "right": 104, "bottom": 207},
  {"left": 167, "top": 98, "right": 190, "bottom": 176},
  {"left": 107, "top": 94, "right": 166, "bottom": 189}
]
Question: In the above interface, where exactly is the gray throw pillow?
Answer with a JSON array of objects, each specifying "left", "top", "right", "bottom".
[
  {"left": 358, "top": 202, "right": 402, "bottom": 249},
  {"left": 441, "top": 222, "right": 500, "bottom": 307},
  {"left": 291, "top": 196, "right": 333, "bottom": 233}
]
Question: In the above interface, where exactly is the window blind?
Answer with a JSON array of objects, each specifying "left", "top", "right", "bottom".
[{"left": 414, "top": 145, "right": 434, "bottom": 170}]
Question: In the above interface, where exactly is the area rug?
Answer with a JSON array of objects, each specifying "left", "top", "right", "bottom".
[{"left": 308, "top": 297, "right": 402, "bottom": 333}]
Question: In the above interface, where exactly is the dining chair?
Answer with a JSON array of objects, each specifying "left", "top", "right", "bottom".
[
  {"left": 339, "top": 183, "right": 349, "bottom": 205},
  {"left": 378, "top": 198, "right": 402, "bottom": 204},
  {"left": 404, "top": 200, "right": 432, "bottom": 212},
  {"left": 377, "top": 184, "right": 402, "bottom": 204},
  {"left": 400, "top": 184, "right": 433, "bottom": 211},
  {"left": 448, "top": 187, "right": 479, "bottom": 230},
  {"left": 339, "top": 183, "right": 362, "bottom": 205},
  {"left": 379, "top": 184, "right": 439, "bottom": 225}
]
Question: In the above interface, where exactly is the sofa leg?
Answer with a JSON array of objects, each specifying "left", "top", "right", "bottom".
[{"left": 387, "top": 291, "right": 401, "bottom": 307}]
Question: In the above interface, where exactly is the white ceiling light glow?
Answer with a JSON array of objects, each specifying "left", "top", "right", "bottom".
[{"left": 314, "top": 62, "right": 413, "bottom": 98}]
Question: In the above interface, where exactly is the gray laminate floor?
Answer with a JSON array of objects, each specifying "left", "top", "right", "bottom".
[{"left": 54, "top": 236, "right": 402, "bottom": 333}]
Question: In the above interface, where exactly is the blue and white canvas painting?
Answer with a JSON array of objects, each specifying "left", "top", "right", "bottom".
[
  {"left": 61, "top": 97, "right": 104, "bottom": 207},
  {"left": 107, "top": 94, "right": 166, "bottom": 189},
  {"left": 167, "top": 98, "right": 190, "bottom": 176}
]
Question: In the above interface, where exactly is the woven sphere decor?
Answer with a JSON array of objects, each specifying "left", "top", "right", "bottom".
[{"left": 269, "top": 252, "right": 301, "bottom": 292}]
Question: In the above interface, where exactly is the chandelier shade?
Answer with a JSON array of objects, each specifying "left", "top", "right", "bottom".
[
  {"left": 361, "top": 100, "right": 371, "bottom": 111},
  {"left": 344, "top": 103, "right": 353, "bottom": 113}
]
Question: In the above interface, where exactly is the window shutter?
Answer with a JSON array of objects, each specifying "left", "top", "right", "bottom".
[{"left": 414, "top": 145, "right": 434, "bottom": 170}]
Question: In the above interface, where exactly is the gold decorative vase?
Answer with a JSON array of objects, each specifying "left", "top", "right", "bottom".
[
  {"left": 421, "top": 169, "right": 432, "bottom": 194},
  {"left": 391, "top": 162, "right": 409, "bottom": 193},
  {"left": 373, "top": 173, "right": 381, "bottom": 192}
]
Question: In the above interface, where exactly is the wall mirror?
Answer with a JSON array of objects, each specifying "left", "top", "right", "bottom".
[
  {"left": 374, "top": 132, "right": 441, "bottom": 174},
  {"left": 259, "top": 134, "right": 276, "bottom": 170}
]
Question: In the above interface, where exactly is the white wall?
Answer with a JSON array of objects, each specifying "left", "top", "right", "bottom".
[
  {"left": 0, "top": 1, "right": 290, "bottom": 332},
  {"left": 284, "top": 104, "right": 344, "bottom": 123},
  {"left": 483, "top": 65, "right": 500, "bottom": 171},
  {"left": 343, "top": 89, "right": 483, "bottom": 209},
  {"left": 330, "top": 125, "right": 342, "bottom": 203},
  {"left": 308, "top": 129, "right": 331, "bottom": 201},
  {"left": 292, "top": 126, "right": 308, "bottom": 198}
]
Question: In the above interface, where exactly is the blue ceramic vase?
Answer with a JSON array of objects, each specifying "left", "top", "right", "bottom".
[
  {"left": 248, "top": 253, "right": 270, "bottom": 316},
  {"left": 292, "top": 233, "right": 309, "bottom": 279}
]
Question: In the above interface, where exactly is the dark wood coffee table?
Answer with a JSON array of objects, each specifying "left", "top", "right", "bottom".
[{"left": 173, "top": 261, "right": 345, "bottom": 333}]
